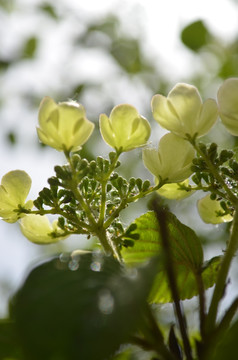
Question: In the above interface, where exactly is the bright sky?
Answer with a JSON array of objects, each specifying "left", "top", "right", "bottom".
[{"left": 0, "top": 0, "right": 238, "bottom": 316}]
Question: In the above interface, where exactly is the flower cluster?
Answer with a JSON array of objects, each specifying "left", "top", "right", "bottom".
[{"left": 1, "top": 78, "right": 238, "bottom": 244}]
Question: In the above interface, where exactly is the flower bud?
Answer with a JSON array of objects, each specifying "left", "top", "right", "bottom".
[
  {"left": 37, "top": 97, "right": 94, "bottom": 152},
  {"left": 0, "top": 170, "right": 33, "bottom": 223},
  {"left": 151, "top": 83, "right": 218, "bottom": 138},
  {"left": 20, "top": 214, "right": 68, "bottom": 244},
  {"left": 99, "top": 104, "right": 151, "bottom": 152},
  {"left": 197, "top": 195, "right": 233, "bottom": 224},
  {"left": 142, "top": 133, "right": 195, "bottom": 183},
  {"left": 217, "top": 78, "right": 238, "bottom": 136}
]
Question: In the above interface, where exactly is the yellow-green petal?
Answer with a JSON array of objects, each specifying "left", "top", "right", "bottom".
[
  {"left": 0, "top": 170, "right": 33, "bottom": 223},
  {"left": 37, "top": 97, "right": 94, "bottom": 152},
  {"left": 197, "top": 195, "right": 233, "bottom": 224},
  {"left": 152, "top": 83, "right": 218, "bottom": 138},
  {"left": 157, "top": 180, "right": 195, "bottom": 200},
  {"left": 218, "top": 78, "right": 238, "bottom": 136},
  {"left": 99, "top": 104, "right": 151, "bottom": 152},
  {"left": 143, "top": 133, "right": 194, "bottom": 183},
  {"left": 20, "top": 214, "right": 68, "bottom": 244}
]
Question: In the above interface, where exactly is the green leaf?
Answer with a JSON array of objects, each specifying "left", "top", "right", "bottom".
[
  {"left": 180, "top": 20, "right": 210, "bottom": 52},
  {"left": 210, "top": 317, "right": 238, "bottom": 360},
  {"left": 39, "top": 3, "right": 58, "bottom": 20},
  {"left": 0, "top": 319, "right": 21, "bottom": 359},
  {"left": 22, "top": 36, "right": 38, "bottom": 59},
  {"left": 122, "top": 211, "right": 220, "bottom": 302},
  {"left": 11, "top": 252, "right": 157, "bottom": 360}
]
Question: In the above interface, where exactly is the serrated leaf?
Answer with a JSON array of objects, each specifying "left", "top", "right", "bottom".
[
  {"left": 122, "top": 211, "right": 220, "bottom": 302},
  {"left": 10, "top": 252, "right": 157, "bottom": 360}
]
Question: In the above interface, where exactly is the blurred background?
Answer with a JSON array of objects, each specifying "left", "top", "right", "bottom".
[{"left": 0, "top": 0, "right": 238, "bottom": 317}]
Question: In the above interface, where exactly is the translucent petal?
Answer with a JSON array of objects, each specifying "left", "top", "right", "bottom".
[
  {"left": 100, "top": 105, "right": 150, "bottom": 152},
  {"left": 218, "top": 78, "right": 238, "bottom": 115},
  {"left": 37, "top": 97, "right": 94, "bottom": 152},
  {"left": 168, "top": 83, "right": 202, "bottom": 135},
  {"left": 142, "top": 148, "right": 161, "bottom": 178},
  {"left": 71, "top": 118, "right": 95, "bottom": 152},
  {"left": 110, "top": 104, "right": 139, "bottom": 139},
  {"left": 197, "top": 195, "right": 233, "bottom": 224},
  {"left": 157, "top": 180, "right": 195, "bottom": 200},
  {"left": 0, "top": 170, "right": 31, "bottom": 206},
  {"left": 38, "top": 97, "right": 57, "bottom": 128},
  {"left": 198, "top": 99, "right": 218, "bottom": 137},
  {"left": 99, "top": 114, "right": 116, "bottom": 148},
  {"left": 20, "top": 214, "right": 68, "bottom": 244},
  {"left": 151, "top": 94, "right": 181, "bottom": 133},
  {"left": 143, "top": 134, "right": 195, "bottom": 183}
]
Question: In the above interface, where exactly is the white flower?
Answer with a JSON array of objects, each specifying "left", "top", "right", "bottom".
[
  {"left": 37, "top": 97, "right": 94, "bottom": 152},
  {"left": 99, "top": 104, "right": 151, "bottom": 152},
  {"left": 143, "top": 133, "right": 195, "bottom": 183},
  {"left": 0, "top": 170, "right": 33, "bottom": 223},
  {"left": 20, "top": 214, "right": 68, "bottom": 244},
  {"left": 217, "top": 78, "right": 238, "bottom": 136},
  {"left": 152, "top": 83, "right": 218, "bottom": 138}
]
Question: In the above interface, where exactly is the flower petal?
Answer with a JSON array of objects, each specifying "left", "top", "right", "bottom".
[
  {"left": 20, "top": 214, "right": 68, "bottom": 244},
  {"left": 197, "top": 195, "right": 233, "bottom": 224},
  {"left": 218, "top": 78, "right": 238, "bottom": 135}
]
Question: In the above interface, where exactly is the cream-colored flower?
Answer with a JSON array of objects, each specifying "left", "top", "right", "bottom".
[
  {"left": 157, "top": 180, "right": 194, "bottom": 200},
  {"left": 20, "top": 214, "right": 68, "bottom": 244},
  {"left": 217, "top": 78, "right": 238, "bottom": 136},
  {"left": 0, "top": 170, "right": 33, "bottom": 223},
  {"left": 151, "top": 83, "right": 218, "bottom": 138},
  {"left": 143, "top": 133, "right": 195, "bottom": 183},
  {"left": 99, "top": 104, "right": 151, "bottom": 152},
  {"left": 197, "top": 195, "right": 233, "bottom": 224},
  {"left": 37, "top": 97, "right": 94, "bottom": 152}
]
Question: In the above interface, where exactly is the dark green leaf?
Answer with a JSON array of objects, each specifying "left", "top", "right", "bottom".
[
  {"left": 39, "top": 3, "right": 58, "bottom": 19},
  {"left": 11, "top": 252, "right": 157, "bottom": 360},
  {"left": 22, "top": 37, "right": 38, "bottom": 59},
  {"left": 122, "top": 211, "right": 220, "bottom": 302},
  {"left": 181, "top": 20, "right": 210, "bottom": 51},
  {"left": 210, "top": 317, "right": 238, "bottom": 360},
  {"left": 0, "top": 319, "right": 22, "bottom": 358}
]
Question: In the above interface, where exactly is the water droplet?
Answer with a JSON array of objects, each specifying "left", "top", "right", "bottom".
[
  {"left": 98, "top": 289, "right": 114, "bottom": 315},
  {"left": 126, "top": 267, "right": 138, "bottom": 280},
  {"left": 59, "top": 253, "right": 70, "bottom": 263},
  {"left": 90, "top": 261, "right": 101, "bottom": 272},
  {"left": 68, "top": 259, "right": 79, "bottom": 271}
]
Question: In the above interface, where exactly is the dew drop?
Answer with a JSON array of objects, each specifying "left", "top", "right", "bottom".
[
  {"left": 90, "top": 261, "right": 101, "bottom": 272},
  {"left": 59, "top": 253, "right": 70, "bottom": 263},
  {"left": 98, "top": 289, "right": 114, "bottom": 315},
  {"left": 126, "top": 267, "right": 138, "bottom": 280},
  {"left": 68, "top": 259, "right": 79, "bottom": 271}
]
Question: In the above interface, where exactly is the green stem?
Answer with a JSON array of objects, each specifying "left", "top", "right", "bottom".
[
  {"left": 191, "top": 140, "right": 237, "bottom": 205},
  {"left": 215, "top": 297, "right": 238, "bottom": 338},
  {"left": 206, "top": 204, "right": 238, "bottom": 334},
  {"left": 66, "top": 151, "right": 122, "bottom": 259},
  {"left": 195, "top": 272, "right": 206, "bottom": 338},
  {"left": 137, "top": 304, "right": 177, "bottom": 360},
  {"left": 104, "top": 182, "right": 163, "bottom": 229},
  {"left": 98, "top": 152, "right": 121, "bottom": 226},
  {"left": 152, "top": 200, "right": 193, "bottom": 360}
]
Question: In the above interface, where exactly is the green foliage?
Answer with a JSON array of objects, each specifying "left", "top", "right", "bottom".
[
  {"left": 0, "top": 320, "right": 21, "bottom": 359},
  {"left": 122, "top": 211, "right": 220, "bottom": 302},
  {"left": 3, "top": 79, "right": 238, "bottom": 359},
  {"left": 22, "top": 37, "right": 38, "bottom": 59},
  {"left": 10, "top": 252, "right": 158, "bottom": 360},
  {"left": 181, "top": 20, "right": 210, "bottom": 52}
]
